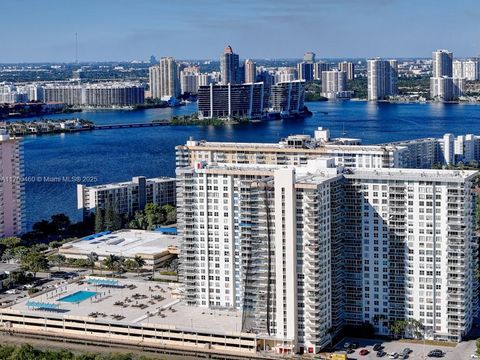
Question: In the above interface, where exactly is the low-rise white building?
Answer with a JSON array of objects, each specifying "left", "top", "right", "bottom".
[
  {"left": 58, "top": 229, "right": 179, "bottom": 270},
  {"left": 77, "top": 176, "right": 176, "bottom": 218}
]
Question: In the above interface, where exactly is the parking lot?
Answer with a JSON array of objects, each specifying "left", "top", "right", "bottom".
[{"left": 332, "top": 337, "right": 477, "bottom": 360}]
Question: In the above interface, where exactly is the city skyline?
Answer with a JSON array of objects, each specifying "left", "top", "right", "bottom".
[{"left": 1, "top": 0, "right": 480, "bottom": 63}]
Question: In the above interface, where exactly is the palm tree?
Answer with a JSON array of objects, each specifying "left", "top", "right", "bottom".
[
  {"left": 133, "top": 255, "right": 146, "bottom": 276},
  {"left": 87, "top": 252, "right": 98, "bottom": 275},
  {"left": 102, "top": 254, "right": 122, "bottom": 277},
  {"left": 48, "top": 254, "right": 66, "bottom": 272}
]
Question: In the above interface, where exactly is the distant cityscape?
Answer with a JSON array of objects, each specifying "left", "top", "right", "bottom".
[
  {"left": 1, "top": 47, "right": 480, "bottom": 122},
  {"left": 1, "top": 45, "right": 480, "bottom": 360}
]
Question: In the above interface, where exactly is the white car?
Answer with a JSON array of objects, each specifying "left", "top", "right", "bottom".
[
  {"left": 389, "top": 353, "right": 399, "bottom": 359},
  {"left": 471, "top": 355, "right": 479, "bottom": 359},
  {"left": 5, "top": 289, "right": 17, "bottom": 294}
]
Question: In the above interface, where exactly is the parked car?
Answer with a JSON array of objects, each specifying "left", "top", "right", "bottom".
[
  {"left": 359, "top": 349, "right": 369, "bottom": 356},
  {"left": 402, "top": 348, "right": 412, "bottom": 355},
  {"left": 377, "top": 350, "right": 386, "bottom": 357},
  {"left": 373, "top": 343, "right": 383, "bottom": 351},
  {"left": 346, "top": 348, "right": 355, "bottom": 354},
  {"left": 427, "top": 349, "right": 444, "bottom": 358},
  {"left": 389, "top": 353, "right": 399, "bottom": 359}
]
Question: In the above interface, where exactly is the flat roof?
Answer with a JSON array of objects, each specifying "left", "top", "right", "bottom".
[
  {"left": 0, "top": 263, "right": 21, "bottom": 276},
  {"left": 82, "top": 177, "right": 175, "bottom": 191},
  {"left": 348, "top": 168, "right": 478, "bottom": 182},
  {"left": 6, "top": 278, "right": 244, "bottom": 335},
  {"left": 59, "top": 229, "right": 179, "bottom": 258}
]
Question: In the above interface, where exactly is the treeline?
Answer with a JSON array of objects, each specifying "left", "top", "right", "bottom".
[
  {"left": 94, "top": 203, "right": 176, "bottom": 233},
  {"left": 0, "top": 344, "right": 159, "bottom": 360},
  {"left": 1, "top": 213, "right": 95, "bottom": 263}
]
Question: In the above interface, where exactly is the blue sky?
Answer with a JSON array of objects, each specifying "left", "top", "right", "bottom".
[{"left": 1, "top": 0, "right": 479, "bottom": 62}]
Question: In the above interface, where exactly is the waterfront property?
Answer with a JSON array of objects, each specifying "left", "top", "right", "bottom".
[
  {"left": 43, "top": 82, "right": 145, "bottom": 107},
  {"left": 0, "top": 129, "right": 25, "bottom": 238},
  {"left": 197, "top": 82, "right": 269, "bottom": 120},
  {"left": 176, "top": 152, "right": 478, "bottom": 353},
  {"left": 21, "top": 101, "right": 480, "bottom": 232},
  {"left": 177, "top": 127, "right": 480, "bottom": 172},
  {"left": 0, "top": 277, "right": 282, "bottom": 356},
  {"left": 269, "top": 80, "right": 306, "bottom": 117},
  {"left": 58, "top": 229, "right": 179, "bottom": 270},
  {"left": 176, "top": 127, "right": 408, "bottom": 169},
  {"left": 77, "top": 176, "right": 176, "bottom": 219}
]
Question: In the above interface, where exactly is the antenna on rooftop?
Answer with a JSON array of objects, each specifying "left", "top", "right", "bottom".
[{"left": 75, "top": 32, "right": 78, "bottom": 64}]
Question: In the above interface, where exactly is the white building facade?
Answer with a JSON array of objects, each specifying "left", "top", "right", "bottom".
[
  {"left": 0, "top": 130, "right": 25, "bottom": 237},
  {"left": 77, "top": 176, "right": 176, "bottom": 218}
]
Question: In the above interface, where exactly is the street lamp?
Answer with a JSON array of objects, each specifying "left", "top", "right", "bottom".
[{"left": 423, "top": 328, "right": 432, "bottom": 360}]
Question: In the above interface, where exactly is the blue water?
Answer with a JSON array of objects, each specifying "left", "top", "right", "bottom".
[
  {"left": 23, "top": 101, "right": 480, "bottom": 228},
  {"left": 57, "top": 291, "right": 97, "bottom": 303}
]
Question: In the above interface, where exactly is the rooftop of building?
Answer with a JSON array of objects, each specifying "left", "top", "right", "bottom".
[
  {"left": 5, "top": 277, "right": 244, "bottom": 335},
  {"left": 188, "top": 160, "right": 478, "bottom": 183},
  {"left": 347, "top": 167, "right": 478, "bottom": 182},
  {"left": 180, "top": 137, "right": 401, "bottom": 152},
  {"left": 59, "top": 229, "right": 179, "bottom": 259},
  {"left": 80, "top": 176, "right": 176, "bottom": 191}
]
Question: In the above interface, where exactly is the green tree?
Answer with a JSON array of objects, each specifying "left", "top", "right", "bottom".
[
  {"left": 21, "top": 252, "right": 49, "bottom": 279},
  {"left": 102, "top": 254, "right": 123, "bottom": 277},
  {"left": 133, "top": 255, "right": 146, "bottom": 274},
  {"left": 124, "top": 259, "right": 137, "bottom": 272},
  {"left": 389, "top": 320, "right": 406, "bottom": 339},
  {"left": 48, "top": 253, "right": 66, "bottom": 271},
  {"left": 103, "top": 201, "right": 122, "bottom": 231},
  {"left": 87, "top": 252, "right": 98, "bottom": 275},
  {"left": 49, "top": 240, "right": 63, "bottom": 249},
  {"left": 162, "top": 204, "right": 176, "bottom": 225},
  {"left": 144, "top": 203, "right": 164, "bottom": 229},
  {"left": 13, "top": 246, "right": 30, "bottom": 262},
  {"left": 0, "top": 236, "right": 21, "bottom": 262},
  {"left": 50, "top": 213, "right": 71, "bottom": 232},
  {"left": 32, "top": 219, "right": 55, "bottom": 235},
  {"left": 95, "top": 207, "right": 104, "bottom": 233},
  {"left": 128, "top": 210, "right": 148, "bottom": 230},
  {"left": 0, "top": 236, "right": 21, "bottom": 249},
  {"left": 404, "top": 318, "right": 424, "bottom": 339},
  {"left": 9, "top": 344, "right": 38, "bottom": 360}
]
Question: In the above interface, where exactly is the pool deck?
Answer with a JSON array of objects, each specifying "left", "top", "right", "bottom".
[
  {"left": 5, "top": 277, "right": 243, "bottom": 334},
  {"left": 57, "top": 290, "right": 97, "bottom": 303}
]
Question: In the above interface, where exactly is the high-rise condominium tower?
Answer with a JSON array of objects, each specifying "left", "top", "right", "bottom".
[
  {"left": 149, "top": 57, "right": 180, "bottom": 99},
  {"left": 367, "top": 59, "right": 398, "bottom": 101},
  {"left": 220, "top": 45, "right": 240, "bottom": 85},
  {"left": 297, "top": 52, "right": 316, "bottom": 82},
  {"left": 432, "top": 50, "right": 453, "bottom": 77},
  {"left": 338, "top": 61, "right": 355, "bottom": 80},
  {"left": 244, "top": 59, "right": 256, "bottom": 84},
  {"left": 0, "top": 130, "right": 25, "bottom": 237},
  {"left": 176, "top": 154, "right": 478, "bottom": 353},
  {"left": 321, "top": 69, "right": 347, "bottom": 99},
  {"left": 430, "top": 50, "right": 463, "bottom": 101}
]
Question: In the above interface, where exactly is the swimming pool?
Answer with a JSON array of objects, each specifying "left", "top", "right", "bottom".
[{"left": 57, "top": 291, "right": 97, "bottom": 303}]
